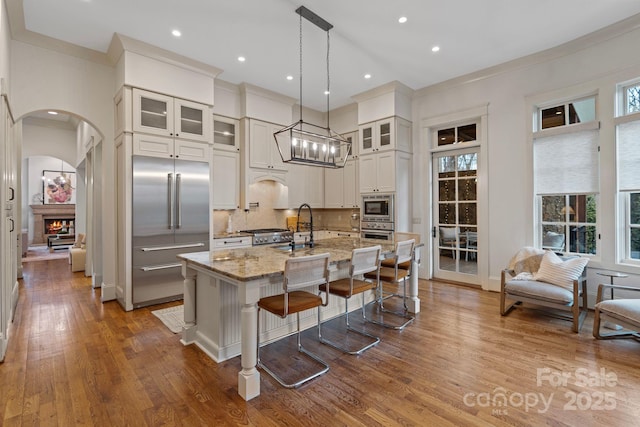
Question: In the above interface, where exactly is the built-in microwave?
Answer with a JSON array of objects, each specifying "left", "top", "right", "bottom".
[{"left": 362, "top": 193, "right": 394, "bottom": 222}]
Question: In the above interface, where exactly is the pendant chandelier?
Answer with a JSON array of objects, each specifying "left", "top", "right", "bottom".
[{"left": 273, "top": 6, "right": 351, "bottom": 169}]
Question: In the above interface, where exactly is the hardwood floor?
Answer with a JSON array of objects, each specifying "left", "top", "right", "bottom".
[{"left": 2, "top": 258, "right": 639, "bottom": 426}]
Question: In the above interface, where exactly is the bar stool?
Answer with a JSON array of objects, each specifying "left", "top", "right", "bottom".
[
  {"left": 364, "top": 239, "right": 415, "bottom": 330},
  {"left": 257, "top": 252, "right": 331, "bottom": 388},
  {"left": 318, "top": 245, "right": 382, "bottom": 355}
]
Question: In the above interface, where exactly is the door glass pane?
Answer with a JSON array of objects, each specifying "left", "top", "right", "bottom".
[
  {"left": 438, "top": 128, "right": 455, "bottom": 146},
  {"left": 140, "top": 97, "right": 168, "bottom": 130},
  {"left": 180, "top": 106, "right": 203, "bottom": 136},
  {"left": 458, "top": 124, "right": 476, "bottom": 142},
  {"left": 435, "top": 151, "right": 479, "bottom": 276}
]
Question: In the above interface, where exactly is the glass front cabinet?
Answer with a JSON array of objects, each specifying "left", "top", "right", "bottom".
[{"left": 133, "top": 88, "right": 210, "bottom": 142}]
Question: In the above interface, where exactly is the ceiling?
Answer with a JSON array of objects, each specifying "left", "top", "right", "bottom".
[{"left": 13, "top": 0, "right": 640, "bottom": 112}]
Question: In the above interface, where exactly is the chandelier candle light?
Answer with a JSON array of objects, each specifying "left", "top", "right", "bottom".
[{"left": 273, "top": 6, "right": 351, "bottom": 168}]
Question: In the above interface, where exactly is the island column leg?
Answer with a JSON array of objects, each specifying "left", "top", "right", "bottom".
[
  {"left": 406, "top": 246, "right": 421, "bottom": 314},
  {"left": 237, "top": 282, "right": 261, "bottom": 400},
  {"left": 181, "top": 263, "right": 197, "bottom": 345}
]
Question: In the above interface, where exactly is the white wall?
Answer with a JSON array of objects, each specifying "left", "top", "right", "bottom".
[
  {"left": 412, "top": 18, "right": 640, "bottom": 292},
  {"left": 10, "top": 39, "right": 115, "bottom": 295}
]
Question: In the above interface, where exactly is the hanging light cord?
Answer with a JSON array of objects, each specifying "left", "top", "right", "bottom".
[
  {"left": 326, "top": 30, "right": 331, "bottom": 130},
  {"left": 299, "top": 12, "right": 303, "bottom": 125}
]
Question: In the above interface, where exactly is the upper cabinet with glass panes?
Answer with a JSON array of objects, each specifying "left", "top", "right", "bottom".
[
  {"left": 537, "top": 96, "right": 596, "bottom": 131},
  {"left": 212, "top": 115, "right": 239, "bottom": 151},
  {"left": 358, "top": 117, "right": 411, "bottom": 154},
  {"left": 133, "top": 88, "right": 211, "bottom": 143}
]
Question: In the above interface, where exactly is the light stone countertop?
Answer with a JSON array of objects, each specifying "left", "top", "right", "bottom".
[{"left": 177, "top": 236, "right": 418, "bottom": 282}]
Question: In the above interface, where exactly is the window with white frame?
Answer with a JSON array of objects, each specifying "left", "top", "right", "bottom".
[
  {"left": 533, "top": 96, "right": 599, "bottom": 255},
  {"left": 617, "top": 118, "right": 640, "bottom": 261}
]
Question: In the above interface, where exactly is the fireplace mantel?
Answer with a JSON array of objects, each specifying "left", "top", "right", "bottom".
[{"left": 30, "top": 204, "right": 76, "bottom": 244}]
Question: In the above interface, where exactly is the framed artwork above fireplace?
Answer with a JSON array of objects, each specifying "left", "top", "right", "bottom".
[{"left": 42, "top": 170, "right": 75, "bottom": 204}]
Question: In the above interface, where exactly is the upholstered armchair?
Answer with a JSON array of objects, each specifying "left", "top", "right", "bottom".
[
  {"left": 500, "top": 247, "right": 588, "bottom": 332},
  {"left": 69, "top": 233, "right": 86, "bottom": 272},
  {"left": 593, "top": 284, "right": 640, "bottom": 340}
]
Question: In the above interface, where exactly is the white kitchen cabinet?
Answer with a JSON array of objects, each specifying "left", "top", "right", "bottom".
[
  {"left": 359, "top": 151, "right": 410, "bottom": 194},
  {"left": 285, "top": 163, "right": 324, "bottom": 209},
  {"left": 358, "top": 117, "right": 411, "bottom": 154},
  {"left": 133, "top": 134, "right": 210, "bottom": 162},
  {"left": 324, "top": 159, "right": 359, "bottom": 208},
  {"left": 133, "top": 88, "right": 210, "bottom": 143},
  {"left": 213, "top": 115, "right": 240, "bottom": 152},
  {"left": 212, "top": 150, "right": 240, "bottom": 209},
  {"left": 248, "top": 119, "right": 287, "bottom": 171}
]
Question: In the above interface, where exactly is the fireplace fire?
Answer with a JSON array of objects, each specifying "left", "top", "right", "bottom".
[{"left": 44, "top": 219, "right": 71, "bottom": 234}]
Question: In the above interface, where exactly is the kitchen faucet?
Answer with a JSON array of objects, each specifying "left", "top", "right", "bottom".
[{"left": 296, "top": 203, "right": 314, "bottom": 248}]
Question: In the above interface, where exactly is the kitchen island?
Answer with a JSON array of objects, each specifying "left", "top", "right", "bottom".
[{"left": 177, "top": 235, "right": 420, "bottom": 401}]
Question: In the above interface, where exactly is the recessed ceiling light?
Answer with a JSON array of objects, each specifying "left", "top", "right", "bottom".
[
  {"left": 47, "top": 111, "right": 58, "bottom": 115},
  {"left": 238, "top": 56, "right": 246, "bottom": 62},
  {"left": 364, "top": 74, "right": 372, "bottom": 79},
  {"left": 398, "top": 16, "right": 407, "bottom": 24},
  {"left": 432, "top": 46, "right": 440, "bottom": 53},
  {"left": 286, "top": 75, "right": 294, "bottom": 81},
  {"left": 172, "top": 29, "right": 181, "bottom": 37},
  {"left": 324, "top": 90, "right": 330, "bottom": 95}
]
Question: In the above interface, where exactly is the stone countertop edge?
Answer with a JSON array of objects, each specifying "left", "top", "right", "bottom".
[{"left": 177, "top": 235, "right": 419, "bottom": 282}]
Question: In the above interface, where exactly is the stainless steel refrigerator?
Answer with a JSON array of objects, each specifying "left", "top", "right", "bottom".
[{"left": 132, "top": 155, "right": 210, "bottom": 308}]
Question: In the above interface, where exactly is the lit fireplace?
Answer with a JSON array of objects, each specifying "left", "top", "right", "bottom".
[{"left": 44, "top": 219, "right": 70, "bottom": 234}]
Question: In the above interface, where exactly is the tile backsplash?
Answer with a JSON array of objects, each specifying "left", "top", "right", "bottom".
[{"left": 212, "top": 180, "right": 360, "bottom": 233}]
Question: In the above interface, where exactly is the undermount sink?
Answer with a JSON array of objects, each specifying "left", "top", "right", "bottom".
[{"left": 272, "top": 243, "right": 318, "bottom": 251}]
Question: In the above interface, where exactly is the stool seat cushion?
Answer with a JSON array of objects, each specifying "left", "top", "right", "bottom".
[
  {"left": 380, "top": 259, "right": 410, "bottom": 270},
  {"left": 596, "top": 299, "right": 640, "bottom": 325},
  {"left": 258, "top": 291, "right": 322, "bottom": 317},
  {"left": 320, "top": 278, "right": 374, "bottom": 298},
  {"left": 505, "top": 279, "right": 574, "bottom": 304},
  {"left": 364, "top": 266, "right": 409, "bottom": 283}
]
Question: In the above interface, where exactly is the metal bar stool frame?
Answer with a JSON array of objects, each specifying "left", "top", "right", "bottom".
[
  {"left": 318, "top": 245, "right": 382, "bottom": 355},
  {"left": 257, "top": 252, "right": 331, "bottom": 388},
  {"left": 364, "top": 239, "right": 415, "bottom": 330}
]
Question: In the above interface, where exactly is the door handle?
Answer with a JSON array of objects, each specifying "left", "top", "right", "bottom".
[
  {"left": 140, "top": 243, "right": 205, "bottom": 252},
  {"left": 176, "top": 173, "right": 182, "bottom": 229},
  {"left": 9, "top": 187, "right": 15, "bottom": 201},
  {"left": 140, "top": 263, "right": 181, "bottom": 272},
  {"left": 9, "top": 218, "right": 14, "bottom": 232},
  {"left": 168, "top": 173, "right": 174, "bottom": 229}
]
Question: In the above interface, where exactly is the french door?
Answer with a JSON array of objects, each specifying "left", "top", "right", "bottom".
[{"left": 432, "top": 148, "right": 479, "bottom": 283}]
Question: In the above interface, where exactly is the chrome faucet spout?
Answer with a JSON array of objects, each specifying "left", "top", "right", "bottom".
[{"left": 296, "top": 203, "right": 314, "bottom": 248}]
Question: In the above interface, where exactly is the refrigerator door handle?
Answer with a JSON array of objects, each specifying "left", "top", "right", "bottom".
[
  {"left": 176, "top": 173, "right": 182, "bottom": 229},
  {"left": 140, "top": 263, "right": 182, "bottom": 272},
  {"left": 168, "top": 173, "right": 174, "bottom": 229},
  {"left": 140, "top": 243, "right": 206, "bottom": 252}
]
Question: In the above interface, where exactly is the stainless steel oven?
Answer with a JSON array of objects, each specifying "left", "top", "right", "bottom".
[
  {"left": 362, "top": 193, "right": 394, "bottom": 223},
  {"left": 360, "top": 220, "right": 394, "bottom": 241},
  {"left": 360, "top": 229, "right": 394, "bottom": 241}
]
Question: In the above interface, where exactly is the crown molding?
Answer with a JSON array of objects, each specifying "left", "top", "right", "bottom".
[
  {"left": 107, "top": 33, "right": 222, "bottom": 78},
  {"left": 6, "top": 0, "right": 111, "bottom": 65},
  {"left": 415, "top": 12, "right": 640, "bottom": 98}
]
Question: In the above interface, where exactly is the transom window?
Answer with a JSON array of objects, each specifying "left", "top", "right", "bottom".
[
  {"left": 538, "top": 96, "right": 596, "bottom": 130},
  {"left": 437, "top": 123, "right": 477, "bottom": 146},
  {"left": 623, "top": 83, "right": 640, "bottom": 115}
]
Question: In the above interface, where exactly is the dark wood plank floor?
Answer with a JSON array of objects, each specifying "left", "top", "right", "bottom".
[{"left": 2, "top": 258, "right": 639, "bottom": 426}]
